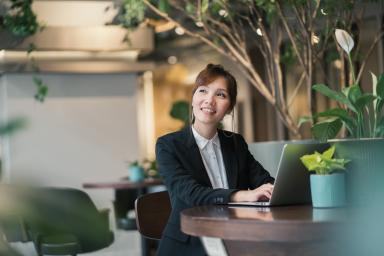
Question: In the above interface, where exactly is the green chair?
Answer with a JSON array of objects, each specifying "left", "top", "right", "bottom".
[{"left": 22, "top": 187, "right": 114, "bottom": 256}]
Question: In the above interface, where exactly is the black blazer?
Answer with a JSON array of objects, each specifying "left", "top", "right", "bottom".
[{"left": 155, "top": 126, "right": 274, "bottom": 255}]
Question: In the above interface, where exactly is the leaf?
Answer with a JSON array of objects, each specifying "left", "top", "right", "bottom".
[
  {"left": 158, "top": 0, "right": 170, "bottom": 13},
  {"left": 311, "top": 118, "right": 343, "bottom": 142},
  {"left": 313, "top": 84, "right": 356, "bottom": 112},
  {"left": 374, "top": 117, "right": 384, "bottom": 137},
  {"left": 354, "top": 93, "right": 376, "bottom": 112},
  {"left": 345, "top": 85, "right": 363, "bottom": 107},
  {"left": 300, "top": 153, "right": 322, "bottom": 172},
  {"left": 297, "top": 116, "right": 313, "bottom": 128},
  {"left": 201, "top": 0, "right": 209, "bottom": 14},
  {"left": 316, "top": 108, "right": 354, "bottom": 124},
  {"left": 376, "top": 74, "right": 384, "bottom": 100},
  {"left": 0, "top": 117, "right": 27, "bottom": 136},
  {"left": 322, "top": 145, "right": 335, "bottom": 160},
  {"left": 313, "top": 84, "right": 348, "bottom": 104},
  {"left": 375, "top": 74, "right": 384, "bottom": 113},
  {"left": 186, "top": 3, "right": 196, "bottom": 15},
  {"left": 170, "top": 100, "right": 190, "bottom": 126},
  {"left": 335, "top": 29, "right": 354, "bottom": 54}
]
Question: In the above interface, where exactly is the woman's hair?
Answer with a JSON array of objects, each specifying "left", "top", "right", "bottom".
[{"left": 192, "top": 63, "right": 238, "bottom": 111}]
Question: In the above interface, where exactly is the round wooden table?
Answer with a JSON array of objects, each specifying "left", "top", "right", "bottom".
[{"left": 181, "top": 205, "right": 346, "bottom": 256}]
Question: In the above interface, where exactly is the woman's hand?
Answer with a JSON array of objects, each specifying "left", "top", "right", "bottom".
[{"left": 230, "top": 183, "right": 274, "bottom": 202}]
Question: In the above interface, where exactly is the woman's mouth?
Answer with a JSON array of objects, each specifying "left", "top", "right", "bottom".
[{"left": 201, "top": 107, "right": 216, "bottom": 114}]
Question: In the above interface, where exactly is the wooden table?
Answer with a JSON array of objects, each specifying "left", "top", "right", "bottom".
[
  {"left": 181, "top": 205, "right": 346, "bottom": 256},
  {"left": 83, "top": 178, "right": 163, "bottom": 190},
  {"left": 83, "top": 178, "right": 163, "bottom": 256}
]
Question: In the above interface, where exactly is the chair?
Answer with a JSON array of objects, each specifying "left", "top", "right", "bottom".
[
  {"left": 21, "top": 187, "right": 114, "bottom": 256},
  {"left": 135, "top": 191, "right": 171, "bottom": 240}
]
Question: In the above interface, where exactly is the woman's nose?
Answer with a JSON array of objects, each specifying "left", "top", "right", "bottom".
[{"left": 204, "top": 93, "right": 215, "bottom": 104}]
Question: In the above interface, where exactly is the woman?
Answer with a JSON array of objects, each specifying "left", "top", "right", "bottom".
[{"left": 155, "top": 64, "right": 274, "bottom": 255}]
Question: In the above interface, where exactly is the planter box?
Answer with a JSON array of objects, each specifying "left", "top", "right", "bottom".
[{"left": 330, "top": 138, "right": 384, "bottom": 205}]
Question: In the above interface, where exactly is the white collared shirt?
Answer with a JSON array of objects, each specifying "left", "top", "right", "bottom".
[{"left": 192, "top": 126, "right": 229, "bottom": 189}]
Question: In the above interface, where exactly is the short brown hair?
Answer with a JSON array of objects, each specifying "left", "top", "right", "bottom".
[{"left": 192, "top": 63, "right": 237, "bottom": 111}]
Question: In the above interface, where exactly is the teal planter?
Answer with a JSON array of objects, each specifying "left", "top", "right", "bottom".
[
  {"left": 129, "top": 166, "right": 145, "bottom": 182},
  {"left": 310, "top": 173, "right": 346, "bottom": 208}
]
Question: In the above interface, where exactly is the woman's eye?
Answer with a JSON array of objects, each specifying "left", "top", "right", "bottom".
[
  {"left": 217, "top": 92, "right": 227, "bottom": 98},
  {"left": 198, "top": 88, "right": 207, "bottom": 93}
]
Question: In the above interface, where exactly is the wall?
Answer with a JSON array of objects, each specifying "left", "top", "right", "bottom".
[{"left": 0, "top": 73, "right": 140, "bottom": 208}]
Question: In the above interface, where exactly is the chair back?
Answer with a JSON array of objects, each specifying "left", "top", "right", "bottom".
[
  {"left": 24, "top": 187, "right": 114, "bottom": 254},
  {"left": 135, "top": 191, "right": 171, "bottom": 240}
]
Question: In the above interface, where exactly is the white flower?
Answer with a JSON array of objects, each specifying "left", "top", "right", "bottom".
[{"left": 335, "top": 29, "right": 354, "bottom": 54}]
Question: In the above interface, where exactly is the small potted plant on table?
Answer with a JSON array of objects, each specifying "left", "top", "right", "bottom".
[{"left": 300, "top": 146, "right": 350, "bottom": 208}]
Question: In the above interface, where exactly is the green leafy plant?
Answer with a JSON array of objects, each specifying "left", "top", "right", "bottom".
[
  {"left": 300, "top": 146, "right": 350, "bottom": 175},
  {"left": 1, "top": 0, "right": 42, "bottom": 37},
  {"left": 170, "top": 100, "right": 190, "bottom": 127},
  {"left": 305, "top": 29, "right": 384, "bottom": 141}
]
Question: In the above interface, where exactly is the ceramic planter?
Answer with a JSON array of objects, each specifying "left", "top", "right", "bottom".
[
  {"left": 129, "top": 166, "right": 145, "bottom": 182},
  {"left": 330, "top": 138, "right": 384, "bottom": 205},
  {"left": 310, "top": 173, "right": 346, "bottom": 208}
]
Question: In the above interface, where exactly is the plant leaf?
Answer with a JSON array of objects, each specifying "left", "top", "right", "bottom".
[
  {"left": 300, "top": 153, "right": 321, "bottom": 172},
  {"left": 313, "top": 84, "right": 355, "bottom": 111},
  {"left": 375, "top": 74, "right": 384, "bottom": 114},
  {"left": 316, "top": 108, "right": 355, "bottom": 129},
  {"left": 0, "top": 117, "right": 27, "bottom": 136},
  {"left": 201, "top": 0, "right": 209, "bottom": 14},
  {"left": 355, "top": 94, "right": 376, "bottom": 111},
  {"left": 311, "top": 118, "right": 343, "bottom": 142},
  {"left": 170, "top": 100, "right": 190, "bottom": 126},
  {"left": 158, "top": 0, "right": 170, "bottom": 13},
  {"left": 297, "top": 116, "right": 313, "bottom": 128},
  {"left": 376, "top": 74, "right": 384, "bottom": 100},
  {"left": 374, "top": 117, "right": 384, "bottom": 137},
  {"left": 345, "top": 85, "right": 362, "bottom": 105},
  {"left": 322, "top": 145, "right": 335, "bottom": 160}
]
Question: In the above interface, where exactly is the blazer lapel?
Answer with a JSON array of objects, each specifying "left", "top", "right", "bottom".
[
  {"left": 183, "top": 126, "right": 212, "bottom": 187},
  {"left": 218, "top": 130, "right": 238, "bottom": 189}
]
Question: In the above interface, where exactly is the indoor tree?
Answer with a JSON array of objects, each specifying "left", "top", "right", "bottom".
[{"left": 120, "top": 0, "right": 383, "bottom": 139}]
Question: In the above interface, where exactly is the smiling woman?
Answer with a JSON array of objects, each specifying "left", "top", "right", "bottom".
[{"left": 155, "top": 63, "right": 275, "bottom": 256}]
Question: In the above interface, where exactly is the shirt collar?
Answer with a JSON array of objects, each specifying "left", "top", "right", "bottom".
[{"left": 191, "top": 126, "right": 220, "bottom": 150}]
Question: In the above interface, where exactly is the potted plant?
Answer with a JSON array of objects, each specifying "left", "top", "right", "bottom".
[
  {"left": 300, "top": 145, "right": 350, "bottom": 208},
  {"left": 127, "top": 161, "right": 145, "bottom": 182},
  {"left": 305, "top": 29, "right": 384, "bottom": 141},
  {"left": 300, "top": 29, "right": 384, "bottom": 204}
]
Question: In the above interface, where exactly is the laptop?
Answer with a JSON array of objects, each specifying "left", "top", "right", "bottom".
[{"left": 228, "top": 142, "right": 329, "bottom": 207}]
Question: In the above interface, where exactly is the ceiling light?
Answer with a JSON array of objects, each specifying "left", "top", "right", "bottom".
[
  {"left": 195, "top": 21, "right": 204, "bottom": 27},
  {"left": 168, "top": 56, "right": 178, "bottom": 65},
  {"left": 218, "top": 9, "right": 228, "bottom": 17},
  {"left": 175, "top": 27, "right": 185, "bottom": 35},
  {"left": 312, "top": 34, "right": 320, "bottom": 44}
]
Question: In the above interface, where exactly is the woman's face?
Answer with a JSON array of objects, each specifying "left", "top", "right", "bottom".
[{"left": 192, "top": 77, "right": 231, "bottom": 127}]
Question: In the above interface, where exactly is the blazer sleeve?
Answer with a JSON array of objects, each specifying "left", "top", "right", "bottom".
[
  {"left": 156, "top": 136, "right": 239, "bottom": 206},
  {"left": 237, "top": 135, "right": 275, "bottom": 189}
]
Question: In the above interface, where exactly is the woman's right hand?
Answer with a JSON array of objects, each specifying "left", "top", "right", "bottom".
[{"left": 230, "top": 183, "right": 274, "bottom": 202}]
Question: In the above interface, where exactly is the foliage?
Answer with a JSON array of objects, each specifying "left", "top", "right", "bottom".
[
  {"left": 119, "top": 0, "right": 146, "bottom": 28},
  {"left": 300, "top": 145, "right": 350, "bottom": 175},
  {"left": 33, "top": 76, "right": 48, "bottom": 103},
  {"left": 0, "top": 0, "right": 41, "bottom": 37},
  {"left": 0, "top": 117, "right": 27, "bottom": 136},
  {"left": 1, "top": 2, "right": 48, "bottom": 103},
  {"left": 118, "top": 0, "right": 382, "bottom": 139},
  {"left": 170, "top": 100, "right": 190, "bottom": 127},
  {"left": 127, "top": 159, "right": 159, "bottom": 178},
  {"left": 306, "top": 29, "right": 384, "bottom": 141}
]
